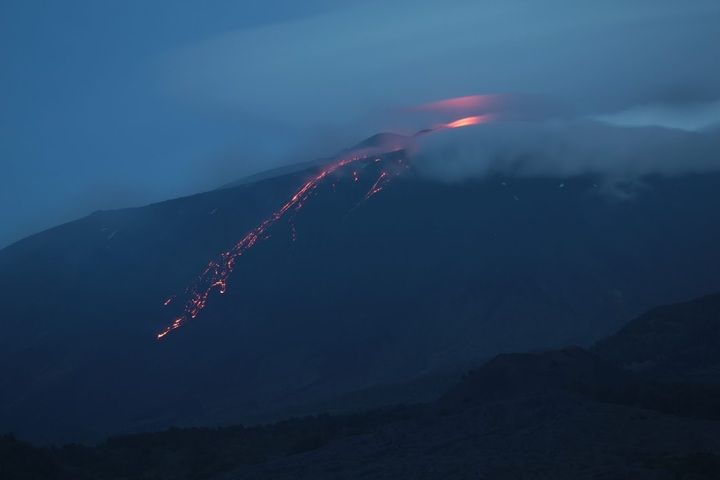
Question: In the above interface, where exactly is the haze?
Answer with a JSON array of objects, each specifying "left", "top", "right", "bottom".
[{"left": 2, "top": 0, "right": 719, "bottom": 248}]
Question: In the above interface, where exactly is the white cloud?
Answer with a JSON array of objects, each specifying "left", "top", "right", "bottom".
[
  {"left": 411, "top": 119, "right": 720, "bottom": 181},
  {"left": 593, "top": 101, "right": 720, "bottom": 132}
]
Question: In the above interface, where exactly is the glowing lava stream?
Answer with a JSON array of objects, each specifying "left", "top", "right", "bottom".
[
  {"left": 158, "top": 153, "right": 374, "bottom": 339},
  {"left": 157, "top": 113, "right": 492, "bottom": 339},
  {"left": 443, "top": 114, "right": 493, "bottom": 129}
]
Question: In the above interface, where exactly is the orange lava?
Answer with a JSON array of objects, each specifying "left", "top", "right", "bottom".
[{"left": 444, "top": 114, "right": 493, "bottom": 129}]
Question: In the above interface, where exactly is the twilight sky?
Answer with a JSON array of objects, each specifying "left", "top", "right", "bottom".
[{"left": 1, "top": 0, "right": 719, "bottom": 248}]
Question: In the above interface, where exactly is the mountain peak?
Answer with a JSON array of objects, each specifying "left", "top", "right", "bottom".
[{"left": 349, "top": 132, "right": 409, "bottom": 151}]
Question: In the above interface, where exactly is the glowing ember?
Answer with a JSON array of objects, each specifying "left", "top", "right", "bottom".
[{"left": 157, "top": 105, "right": 498, "bottom": 340}]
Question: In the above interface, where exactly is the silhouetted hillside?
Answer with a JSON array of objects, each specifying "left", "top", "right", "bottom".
[
  {"left": 444, "top": 345, "right": 720, "bottom": 421},
  {"left": 440, "top": 347, "right": 630, "bottom": 405},
  {"left": 5, "top": 292, "right": 720, "bottom": 479},
  {"left": 595, "top": 293, "right": 720, "bottom": 382}
]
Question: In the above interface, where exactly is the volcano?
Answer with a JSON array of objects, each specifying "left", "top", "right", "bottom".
[{"left": 2, "top": 128, "right": 720, "bottom": 443}]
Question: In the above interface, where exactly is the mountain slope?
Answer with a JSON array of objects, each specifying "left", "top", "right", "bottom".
[{"left": 3, "top": 146, "right": 720, "bottom": 442}]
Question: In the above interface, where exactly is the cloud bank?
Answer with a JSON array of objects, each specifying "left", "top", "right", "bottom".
[
  {"left": 410, "top": 119, "right": 720, "bottom": 183},
  {"left": 168, "top": 0, "right": 720, "bottom": 136}
]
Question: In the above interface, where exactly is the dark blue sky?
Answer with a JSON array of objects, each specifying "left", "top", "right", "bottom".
[
  {"left": 2, "top": 0, "right": 719, "bottom": 248},
  {"left": 0, "top": 1, "right": 340, "bottom": 247}
]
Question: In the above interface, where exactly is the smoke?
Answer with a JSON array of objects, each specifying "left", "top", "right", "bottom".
[{"left": 410, "top": 119, "right": 720, "bottom": 182}]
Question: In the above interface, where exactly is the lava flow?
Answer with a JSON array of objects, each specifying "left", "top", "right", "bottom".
[
  {"left": 157, "top": 147, "right": 406, "bottom": 339},
  {"left": 157, "top": 101, "right": 499, "bottom": 340}
]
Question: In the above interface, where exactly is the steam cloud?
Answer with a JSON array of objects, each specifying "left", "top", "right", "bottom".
[{"left": 411, "top": 119, "right": 720, "bottom": 183}]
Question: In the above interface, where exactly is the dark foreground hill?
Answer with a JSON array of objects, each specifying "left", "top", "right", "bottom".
[
  {"left": 4, "top": 291, "right": 720, "bottom": 479},
  {"left": 3, "top": 140, "right": 720, "bottom": 442},
  {"left": 595, "top": 292, "right": 720, "bottom": 383}
]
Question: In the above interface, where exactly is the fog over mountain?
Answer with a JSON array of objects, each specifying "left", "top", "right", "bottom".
[
  {"left": 412, "top": 120, "right": 720, "bottom": 182},
  {"left": 3, "top": 0, "right": 720, "bottom": 248}
]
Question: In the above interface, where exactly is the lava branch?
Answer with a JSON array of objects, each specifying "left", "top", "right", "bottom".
[
  {"left": 364, "top": 171, "right": 390, "bottom": 200},
  {"left": 362, "top": 160, "right": 410, "bottom": 202},
  {"left": 157, "top": 109, "right": 495, "bottom": 340}
]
